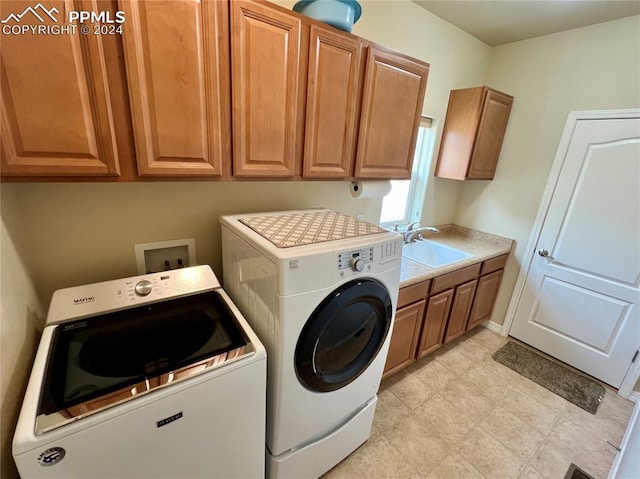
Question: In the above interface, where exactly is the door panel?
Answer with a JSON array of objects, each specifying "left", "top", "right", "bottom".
[
  {"left": 303, "top": 25, "right": 363, "bottom": 178},
  {"left": 553, "top": 140, "right": 639, "bottom": 284},
  {"left": 384, "top": 300, "right": 424, "bottom": 376},
  {"left": 443, "top": 280, "right": 477, "bottom": 344},
  {"left": 354, "top": 47, "right": 428, "bottom": 179},
  {"left": 531, "top": 278, "right": 631, "bottom": 351},
  {"left": 418, "top": 289, "right": 452, "bottom": 358},
  {"left": 510, "top": 117, "right": 640, "bottom": 387},
  {"left": 1, "top": 0, "right": 119, "bottom": 176},
  {"left": 120, "top": 0, "right": 230, "bottom": 176},
  {"left": 468, "top": 89, "right": 512, "bottom": 179},
  {"left": 468, "top": 270, "right": 502, "bottom": 330},
  {"left": 231, "top": 1, "right": 301, "bottom": 177}
]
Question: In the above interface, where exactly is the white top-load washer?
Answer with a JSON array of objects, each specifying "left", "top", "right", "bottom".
[
  {"left": 13, "top": 265, "right": 266, "bottom": 479},
  {"left": 221, "top": 209, "right": 402, "bottom": 478}
]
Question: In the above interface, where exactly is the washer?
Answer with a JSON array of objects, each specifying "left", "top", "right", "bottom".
[
  {"left": 221, "top": 209, "right": 401, "bottom": 478},
  {"left": 13, "top": 265, "right": 266, "bottom": 479}
]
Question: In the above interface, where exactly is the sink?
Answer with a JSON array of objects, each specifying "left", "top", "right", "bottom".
[{"left": 402, "top": 240, "right": 474, "bottom": 268}]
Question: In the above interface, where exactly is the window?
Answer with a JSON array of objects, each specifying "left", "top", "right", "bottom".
[{"left": 380, "top": 117, "right": 436, "bottom": 228}]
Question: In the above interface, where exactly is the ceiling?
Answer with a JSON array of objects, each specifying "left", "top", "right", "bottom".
[{"left": 412, "top": 1, "right": 640, "bottom": 46}]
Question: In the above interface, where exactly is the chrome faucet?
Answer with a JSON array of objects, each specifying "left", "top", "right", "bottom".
[
  {"left": 404, "top": 224, "right": 440, "bottom": 243},
  {"left": 390, "top": 222, "right": 441, "bottom": 243}
]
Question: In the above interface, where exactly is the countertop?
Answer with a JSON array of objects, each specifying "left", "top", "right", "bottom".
[{"left": 399, "top": 225, "right": 514, "bottom": 288}]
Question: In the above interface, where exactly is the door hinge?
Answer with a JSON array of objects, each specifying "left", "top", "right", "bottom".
[{"left": 632, "top": 349, "right": 639, "bottom": 363}]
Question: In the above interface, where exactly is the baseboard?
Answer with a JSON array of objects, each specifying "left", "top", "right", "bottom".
[
  {"left": 482, "top": 320, "right": 504, "bottom": 335},
  {"left": 628, "top": 391, "right": 640, "bottom": 404}
]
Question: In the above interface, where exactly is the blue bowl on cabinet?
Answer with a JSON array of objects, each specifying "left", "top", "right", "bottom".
[{"left": 292, "top": 0, "right": 362, "bottom": 32}]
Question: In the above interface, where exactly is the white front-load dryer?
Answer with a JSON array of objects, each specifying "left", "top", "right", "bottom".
[{"left": 221, "top": 209, "right": 402, "bottom": 478}]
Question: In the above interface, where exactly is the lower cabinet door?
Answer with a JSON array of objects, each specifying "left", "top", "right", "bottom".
[
  {"left": 467, "top": 270, "right": 503, "bottom": 330},
  {"left": 417, "top": 289, "right": 453, "bottom": 359},
  {"left": 383, "top": 300, "right": 425, "bottom": 377},
  {"left": 443, "top": 279, "right": 478, "bottom": 344}
]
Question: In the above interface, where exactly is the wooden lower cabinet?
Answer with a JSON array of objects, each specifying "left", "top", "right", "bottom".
[
  {"left": 383, "top": 254, "right": 508, "bottom": 378},
  {"left": 417, "top": 289, "right": 452, "bottom": 359},
  {"left": 443, "top": 279, "right": 478, "bottom": 344},
  {"left": 383, "top": 300, "right": 425, "bottom": 378},
  {"left": 467, "top": 270, "right": 503, "bottom": 330}
]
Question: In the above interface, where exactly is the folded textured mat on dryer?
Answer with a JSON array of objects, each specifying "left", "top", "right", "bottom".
[{"left": 239, "top": 210, "right": 387, "bottom": 248}]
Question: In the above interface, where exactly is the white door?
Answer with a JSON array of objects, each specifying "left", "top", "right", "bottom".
[{"left": 510, "top": 115, "right": 640, "bottom": 388}]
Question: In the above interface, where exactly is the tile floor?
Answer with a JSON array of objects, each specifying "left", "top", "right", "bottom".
[{"left": 324, "top": 327, "right": 635, "bottom": 479}]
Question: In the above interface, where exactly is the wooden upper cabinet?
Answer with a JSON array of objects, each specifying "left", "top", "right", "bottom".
[
  {"left": 231, "top": 1, "right": 302, "bottom": 178},
  {"left": 302, "top": 25, "right": 363, "bottom": 178},
  {"left": 435, "top": 86, "right": 513, "bottom": 180},
  {"left": 1, "top": 0, "right": 119, "bottom": 177},
  {"left": 120, "top": 0, "right": 230, "bottom": 177},
  {"left": 354, "top": 47, "right": 429, "bottom": 179}
]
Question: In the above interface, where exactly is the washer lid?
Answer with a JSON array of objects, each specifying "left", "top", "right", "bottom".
[{"left": 36, "top": 290, "right": 254, "bottom": 434}]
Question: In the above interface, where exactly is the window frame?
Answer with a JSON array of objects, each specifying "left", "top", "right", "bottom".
[{"left": 379, "top": 116, "right": 437, "bottom": 229}]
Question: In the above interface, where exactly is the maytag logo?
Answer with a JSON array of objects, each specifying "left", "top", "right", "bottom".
[
  {"left": 157, "top": 412, "right": 183, "bottom": 428},
  {"left": 73, "top": 296, "right": 95, "bottom": 305},
  {"left": 37, "top": 447, "right": 65, "bottom": 466}
]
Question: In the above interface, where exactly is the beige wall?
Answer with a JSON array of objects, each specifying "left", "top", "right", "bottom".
[
  {"left": 3, "top": 181, "right": 382, "bottom": 303},
  {"left": 1, "top": 188, "right": 45, "bottom": 479},
  {"left": 0, "top": 3, "right": 492, "bottom": 471},
  {"left": 454, "top": 15, "right": 640, "bottom": 331}
]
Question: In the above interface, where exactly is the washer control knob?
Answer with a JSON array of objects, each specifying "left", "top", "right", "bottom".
[
  {"left": 351, "top": 258, "right": 365, "bottom": 272},
  {"left": 135, "top": 280, "right": 152, "bottom": 296}
]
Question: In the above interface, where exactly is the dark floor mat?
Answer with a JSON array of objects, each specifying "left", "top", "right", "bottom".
[{"left": 492, "top": 341, "right": 605, "bottom": 414}]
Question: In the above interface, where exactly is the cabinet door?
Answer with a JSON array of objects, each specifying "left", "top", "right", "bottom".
[
  {"left": 417, "top": 289, "right": 453, "bottom": 359},
  {"left": 303, "top": 25, "right": 363, "bottom": 178},
  {"left": 120, "top": 0, "right": 230, "bottom": 176},
  {"left": 433, "top": 87, "right": 484, "bottom": 180},
  {"left": 354, "top": 47, "right": 429, "bottom": 179},
  {"left": 231, "top": 1, "right": 301, "bottom": 177},
  {"left": 383, "top": 300, "right": 425, "bottom": 378},
  {"left": 467, "top": 270, "right": 503, "bottom": 330},
  {"left": 467, "top": 89, "right": 513, "bottom": 179},
  {"left": 1, "top": 0, "right": 119, "bottom": 176},
  {"left": 443, "top": 279, "right": 478, "bottom": 344}
]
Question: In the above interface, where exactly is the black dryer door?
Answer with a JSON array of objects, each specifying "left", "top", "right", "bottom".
[{"left": 295, "top": 278, "right": 392, "bottom": 393}]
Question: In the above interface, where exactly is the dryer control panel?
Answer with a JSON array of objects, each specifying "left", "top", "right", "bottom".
[{"left": 338, "top": 247, "right": 374, "bottom": 272}]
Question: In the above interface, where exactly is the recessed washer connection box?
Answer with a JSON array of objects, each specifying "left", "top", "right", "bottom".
[{"left": 134, "top": 238, "right": 196, "bottom": 274}]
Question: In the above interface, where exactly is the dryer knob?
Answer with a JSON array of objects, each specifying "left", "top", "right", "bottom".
[
  {"left": 350, "top": 258, "right": 365, "bottom": 272},
  {"left": 135, "top": 280, "right": 153, "bottom": 296}
]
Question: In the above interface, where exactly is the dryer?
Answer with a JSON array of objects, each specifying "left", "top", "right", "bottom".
[
  {"left": 13, "top": 266, "right": 266, "bottom": 479},
  {"left": 221, "top": 209, "right": 401, "bottom": 478}
]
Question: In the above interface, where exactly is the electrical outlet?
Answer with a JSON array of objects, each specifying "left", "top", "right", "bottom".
[{"left": 134, "top": 239, "right": 196, "bottom": 274}]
